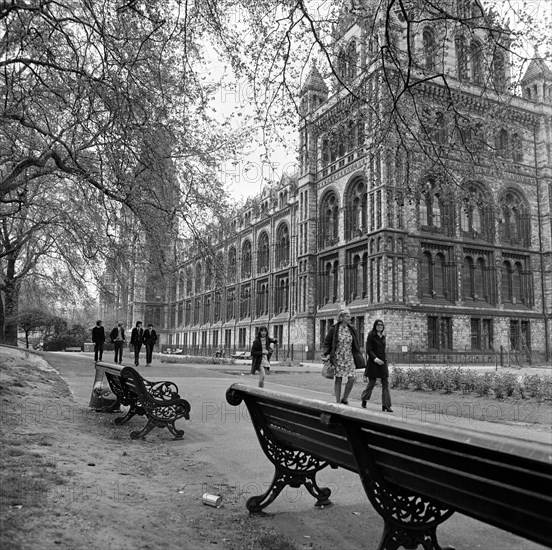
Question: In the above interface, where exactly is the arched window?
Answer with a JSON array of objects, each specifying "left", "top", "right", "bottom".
[
  {"left": 513, "top": 262, "right": 523, "bottom": 304},
  {"left": 460, "top": 183, "right": 493, "bottom": 242},
  {"left": 492, "top": 49, "right": 506, "bottom": 92},
  {"left": 321, "top": 138, "right": 329, "bottom": 167},
  {"left": 186, "top": 268, "right": 193, "bottom": 296},
  {"left": 346, "top": 179, "right": 367, "bottom": 239},
  {"left": 434, "top": 253, "right": 445, "bottom": 296},
  {"left": 227, "top": 247, "right": 237, "bottom": 282},
  {"left": 499, "top": 189, "right": 530, "bottom": 247},
  {"left": 195, "top": 262, "right": 202, "bottom": 293},
  {"left": 455, "top": 35, "right": 468, "bottom": 81},
  {"left": 320, "top": 191, "right": 339, "bottom": 248},
  {"left": 241, "top": 240, "right": 252, "bottom": 278},
  {"left": 433, "top": 111, "right": 447, "bottom": 144},
  {"left": 495, "top": 129, "right": 509, "bottom": 156},
  {"left": 511, "top": 133, "right": 523, "bottom": 162},
  {"left": 475, "top": 258, "right": 485, "bottom": 299},
  {"left": 471, "top": 41, "right": 483, "bottom": 84},
  {"left": 205, "top": 258, "right": 213, "bottom": 289},
  {"left": 463, "top": 256, "right": 474, "bottom": 298},
  {"left": 501, "top": 261, "right": 512, "bottom": 302},
  {"left": 257, "top": 232, "right": 270, "bottom": 273},
  {"left": 178, "top": 272, "right": 185, "bottom": 300},
  {"left": 421, "top": 252, "right": 432, "bottom": 295},
  {"left": 423, "top": 29, "right": 436, "bottom": 71},
  {"left": 421, "top": 247, "right": 455, "bottom": 301},
  {"left": 347, "top": 39, "right": 358, "bottom": 80},
  {"left": 337, "top": 47, "right": 347, "bottom": 80},
  {"left": 276, "top": 224, "right": 290, "bottom": 267},
  {"left": 419, "top": 177, "right": 450, "bottom": 233}
]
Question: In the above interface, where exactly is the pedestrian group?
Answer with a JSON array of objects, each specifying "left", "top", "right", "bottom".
[
  {"left": 93, "top": 308, "right": 392, "bottom": 411},
  {"left": 323, "top": 307, "right": 393, "bottom": 412},
  {"left": 92, "top": 320, "right": 157, "bottom": 367}
]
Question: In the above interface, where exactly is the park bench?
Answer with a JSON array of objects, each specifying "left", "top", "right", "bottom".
[
  {"left": 226, "top": 383, "right": 552, "bottom": 550},
  {"left": 65, "top": 346, "right": 82, "bottom": 352},
  {"left": 94, "top": 362, "right": 191, "bottom": 440}
]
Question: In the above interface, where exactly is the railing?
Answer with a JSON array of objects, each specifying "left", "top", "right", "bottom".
[{"left": 160, "top": 344, "right": 546, "bottom": 366}]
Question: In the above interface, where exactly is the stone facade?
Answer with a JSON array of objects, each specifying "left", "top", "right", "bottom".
[{"left": 131, "top": 1, "right": 552, "bottom": 363}]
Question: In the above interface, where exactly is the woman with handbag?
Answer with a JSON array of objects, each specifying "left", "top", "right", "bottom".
[
  {"left": 250, "top": 326, "right": 277, "bottom": 388},
  {"left": 361, "top": 319, "right": 393, "bottom": 412},
  {"left": 323, "top": 307, "right": 365, "bottom": 404}
]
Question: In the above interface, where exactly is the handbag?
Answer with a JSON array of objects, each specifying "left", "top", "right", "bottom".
[{"left": 321, "top": 356, "right": 335, "bottom": 379}]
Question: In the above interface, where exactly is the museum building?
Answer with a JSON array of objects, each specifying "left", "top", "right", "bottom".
[{"left": 126, "top": 1, "right": 552, "bottom": 363}]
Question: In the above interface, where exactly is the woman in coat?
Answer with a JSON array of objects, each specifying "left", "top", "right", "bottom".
[
  {"left": 250, "top": 326, "right": 278, "bottom": 388},
  {"left": 323, "top": 307, "right": 365, "bottom": 404},
  {"left": 361, "top": 319, "right": 393, "bottom": 412}
]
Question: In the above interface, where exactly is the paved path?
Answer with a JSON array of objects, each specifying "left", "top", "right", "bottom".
[{"left": 23, "top": 349, "right": 552, "bottom": 549}]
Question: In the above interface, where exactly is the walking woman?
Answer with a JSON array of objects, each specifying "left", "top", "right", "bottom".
[
  {"left": 362, "top": 319, "right": 393, "bottom": 412},
  {"left": 250, "top": 326, "right": 277, "bottom": 388},
  {"left": 323, "top": 308, "right": 365, "bottom": 404}
]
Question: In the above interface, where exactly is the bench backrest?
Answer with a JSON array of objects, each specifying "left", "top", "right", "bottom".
[{"left": 227, "top": 383, "right": 552, "bottom": 548}]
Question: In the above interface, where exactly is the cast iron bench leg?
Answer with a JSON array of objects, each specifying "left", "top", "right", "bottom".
[
  {"left": 368, "top": 480, "right": 455, "bottom": 550},
  {"left": 246, "top": 465, "right": 332, "bottom": 513},
  {"left": 130, "top": 419, "right": 157, "bottom": 440},
  {"left": 167, "top": 421, "right": 184, "bottom": 439},
  {"left": 114, "top": 407, "right": 137, "bottom": 425}
]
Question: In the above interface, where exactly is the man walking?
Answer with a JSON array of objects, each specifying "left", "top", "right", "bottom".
[
  {"left": 130, "top": 321, "right": 144, "bottom": 367},
  {"left": 142, "top": 323, "right": 158, "bottom": 367},
  {"left": 110, "top": 322, "right": 125, "bottom": 364},
  {"left": 91, "top": 320, "right": 105, "bottom": 363}
]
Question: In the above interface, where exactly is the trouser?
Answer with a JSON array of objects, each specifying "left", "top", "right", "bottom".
[
  {"left": 114, "top": 341, "right": 124, "bottom": 363},
  {"left": 94, "top": 343, "right": 104, "bottom": 362},
  {"left": 361, "top": 377, "right": 392, "bottom": 408},
  {"left": 145, "top": 344, "right": 154, "bottom": 364},
  {"left": 133, "top": 344, "right": 142, "bottom": 365}
]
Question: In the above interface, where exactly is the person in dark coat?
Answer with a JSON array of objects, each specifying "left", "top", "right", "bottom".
[
  {"left": 361, "top": 319, "right": 393, "bottom": 412},
  {"left": 250, "top": 326, "right": 278, "bottom": 388},
  {"left": 142, "top": 323, "right": 158, "bottom": 367},
  {"left": 323, "top": 307, "right": 365, "bottom": 404},
  {"left": 130, "top": 321, "right": 144, "bottom": 367},
  {"left": 110, "top": 322, "right": 125, "bottom": 364},
  {"left": 91, "top": 320, "right": 105, "bottom": 363}
]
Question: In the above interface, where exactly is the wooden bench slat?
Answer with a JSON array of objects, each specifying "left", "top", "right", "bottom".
[{"left": 227, "top": 384, "right": 552, "bottom": 549}]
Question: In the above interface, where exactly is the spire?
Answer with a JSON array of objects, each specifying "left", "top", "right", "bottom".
[
  {"left": 521, "top": 57, "right": 552, "bottom": 84},
  {"left": 301, "top": 61, "right": 328, "bottom": 96}
]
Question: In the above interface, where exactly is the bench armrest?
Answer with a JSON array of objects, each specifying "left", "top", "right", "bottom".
[{"left": 143, "top": 380, "right": 180, "bottom": 400}]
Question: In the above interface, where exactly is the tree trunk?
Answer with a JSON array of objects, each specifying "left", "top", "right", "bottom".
[
  {"left": 0, "top": 291, "right": 4, "bottom": 343},
  {"left": 2, "top": 256, "right": 20, "bottom": 346}
]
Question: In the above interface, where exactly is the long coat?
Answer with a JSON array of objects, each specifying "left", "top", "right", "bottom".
[
  {"left": 323, "top": 322, "right": 365, "bottom": 370},
  {"left": 142, "top": 329, "right": 158, "bottom": 347},
  {"left": 130, "top": 327, "right": 144, "bottom": 347},
  {"left": 91, "top": 326, "right": 105, "bottom": 344},
  {"left": 250, "top": 336, "right": 278, "bottom": 372},
  {"left": 365, "top": 331, "right": 388, "bottom": 379}
]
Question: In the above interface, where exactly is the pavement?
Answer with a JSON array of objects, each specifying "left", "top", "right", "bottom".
[{"left": 5, "top": 346, "right": 551, "bottom": 550}]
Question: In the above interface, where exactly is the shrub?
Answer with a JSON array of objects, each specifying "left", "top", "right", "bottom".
[
  {"left": 160, "top": 355, "right": 236, "bottom": 365},
  {"left": 492, "top": 372, "right": 520, "bottom": 399},
  {"left": 522, "top": 374, "right": 552, "bottom": 401},
  {"left": 390, "top": 367, "right": 407, "bottom": 389},
  {"left": 423, "top": 367, "right": 441, "bottom": 391},
  {"left": 473, "top": 372, "right": 493, "bottom": 397},
  {"left": 410, "top": 369, "right": 426, "bottom": 390}
]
